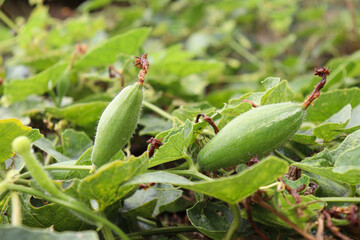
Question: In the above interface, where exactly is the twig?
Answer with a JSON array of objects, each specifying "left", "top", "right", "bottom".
[
  {"left": 323, "top": 211, "right": 351, "bottom": 240},
  {"left": 195, "top": 114, "right": 219, "bottom": 134},
  {"left": 316, "top": 214, "right": 324, "bottom": 240},
  {"left": 252, "top": 192, "right": 316, "bottom": 240},
  {"left": 242, "top": 197, "right": 269, "bottom": 240}
]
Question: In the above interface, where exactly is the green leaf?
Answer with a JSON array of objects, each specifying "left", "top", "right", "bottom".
[
  {"left": 181, "top": 156, "right": 288, "bottom": 203},
  {"left": 305, "top": 88, "right": 360, "bottom": 122},
  {"left": 291, "top": 131, "right": 316, "bottom": 145},
  {"left": 126, "top": 156, "right": 288, "bottom": 203},
  {"left": 4, "top": 62, "right": 67, "bottom": 103},
  {"left": 260, "top": 80, "right": 295, "bottom": 105},
  {"left": 77, "top": 153, "right": 148, "bottom": 211},
  {"left": 0, "top": 119, "right": 42, "bottom": 163},
  {"left": 261, "top": 77, "right": 280, "bottom": 90},
  {"left": 172, "top": 102, "right": 216, "bottom": 122},
  {"left": 61, "top": 129, "right": 92, "bottom": 159},
  {"left": 149, "top": 120, "right": 194, "bottom": 167},
  {"left": 33, "top": 138, "right": 72, "bottom": 163},
  {"left": 0, "top": 225, "right": 98, "bottom": 240},
  {"left": 65, "top": 147, "right": 125, "bottom": 180},
  {"left": 282, "top": 175, "right": 310, "bottom": 190},
  {"left": 150, "top": 61, "right": 224, "bottom": 77},
  {"left": 294, "top": 130, "right": 360, "bottom": 185},
  {"left": 248, "top": 193, "right": 324, "bottom": 229},
  {"left": 46, "top": 101, "right": 108, "bottom": 130},
  {"left": 187, "top": 201, "right": 232, "bottom": 240},
  {"left": 138, "top": 115, "right": 172, "bottom": 136},
  {"left": 303, "top": 171, "right": 350, "bottom": 197},
  {"left": 313, "top": 104, "right": 351, "bottom": 141},
  {"left": 332, "top": 146, "right": 360, "bottom": 183},
  {"left": 74, "top": 28, "right": 151, "bottom": 68},
  {"left": 0, "top": 96, "right": 52, "bottom": 125},
  {"left": 123, "top": 183, "right": 182, "bottom": 217},
  {"left": 217, "top": 102, "right": 252, "bottom": 129},
  {"left": 344, "top": 104, "right": 360, "bottom": 133},
  {"left": 11, "top": 193, "right": 93, "bottom": 231}
]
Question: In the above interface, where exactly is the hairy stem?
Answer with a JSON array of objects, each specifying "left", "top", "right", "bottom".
[
  {"left": 274, "top": 150, "right": 296, "bottom": 164},
  {"left": 319, "top": 197, "right": 360, "bottom": 203},
  {"left": 11, "top": 191, "right": 22, "bottom": 226},
  {"left": 349, "top": 185, "right": 357, "bottom": 197},
  {"left": 225, "top": 203, "right": 242, "bottom": 240},
  {"left": 20, "top": 165, "right": 92, "bottom": 179},
  {"left": 6, "top": 184, "right": 130, "bottom": 240},
  {"left": 142, "top": 100, "right": 175, "bottom": 122}
]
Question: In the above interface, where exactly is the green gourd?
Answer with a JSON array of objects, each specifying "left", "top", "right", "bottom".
[
  {"left": 91, "top": 83, "right": 143, "bottom": 168},
  {"left": 197, "top": 102, "right": 304, "bottom": 171}
]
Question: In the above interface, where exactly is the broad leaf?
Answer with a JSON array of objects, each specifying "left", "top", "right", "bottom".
[
  {"left": 123, "top": 183, "right": 182, "bottom": 217},
  {"left": 149, "top": 120, "right": 194, "bottom": 167},
  {"left": 294, "top": 130, "right": 360, "bottom": 185},
  {"left": 261, "top": 80, "right": 295, "bottom": 105},
  {"left": 0, "top": 225, "right": 98, "bottom": 240},
  {"left": 77, "top": 153, "right": 148, "bottom": 211},
  {"left": 305, "top": 88, "right": 360, "bottom": 122},
  {"left": 0, "top": 119, "right": 42, "bottom": 163},
  {"left": 126, "top": 156, "right": 289, "bottom": 203},
  {"left": 74, "top": 28, "right": 151, "bottom": 68},
  {"left": 61, "top": 129, "right": 92, "bottom": 159},
  {"left": 4, "top": 62, "right": 67, "bottom": 103},
  {"left": 34, "top": 138, "right": 72, "bottom": 163},
  {"left": 46, "top": 101, "right": 108, "bottom": 130},
  {"left": 187, "top": 201, "right": 232, "bottom": 240},
  {"left": 313, "top": 104, "right": 351, "bottom": 141}
]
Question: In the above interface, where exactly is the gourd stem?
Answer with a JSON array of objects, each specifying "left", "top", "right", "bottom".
[
  {"left": 183, "top": 154, "right": 195, "bottom": 169},
  {"left": 5, "top": 184, "right": 130, "bottom": 240},
  {"left": 11, "top": 191, "right": 22, "bottom": 226},
  {"left": 274, "top": 150, "right": 296, "bottom": 164},
  {"left": 319, "top": 197, "right": 360, "bottom": 203},
  {"left": 142, "top": 100, "right": 175, "bottom": 122},
  {"left": 349, "top": 185, "right": 357, "bottom": 197},
  {"left": 100, "top": 211, "right": 115, "bottom": 240},
  {"left": 224, "top": 203, "right": 242, "bottom": 240}
]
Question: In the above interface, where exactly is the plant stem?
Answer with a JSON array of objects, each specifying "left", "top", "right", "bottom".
[
  {"left": 102, "top": 226, "right": 115, "bottom": 240},
  {"left": 19, "top": 165, "right": 92, "bottom": 179},
  {"left": 127, "top": 226, "right": 197, "bottom": 237},
  {"left": 274, "top": 150, "right": 296, "bottom": 164},
  {"left": 142, "top": 100, "right": 174, "bottom": 122},
  {"left": 228, "top": 38, "right": 262, "bottom": 67},
  {"left": 137, "top": 216, "right": 157, "bottom": 227},
  {"left": 0, "top": 10, "right": 18, "bottom": 32},
  {"left": 319, "top": 197, "right": 360, "bottom": 203},
  {"left": 225, "top": 203, "right": 242, "bottom": 240},
  {"left": 253, "top": 195, "right": 315, "bottom": 240},
  {"left": 349, "top": 185, "right": 357, "bottom": 197},
  {"left": 6, "top": 184, "right": 130, "bottom": 240},
  {"left": 11, "top": 191, "right": 22, "bottom": 226},
  {"left": 167, "top": 169, "right": 213, "bottom": 181}
]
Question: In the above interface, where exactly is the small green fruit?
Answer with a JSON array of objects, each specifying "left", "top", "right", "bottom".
[
  {"left": 197, "top": 102, "right": 304, "bottom": 171},
  {"left": 91, "top": 83, "right": 143, "bottom": 168}
]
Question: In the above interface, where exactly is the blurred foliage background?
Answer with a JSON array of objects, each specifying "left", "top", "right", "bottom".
[{"left": 0, "top": 0, "right": 360, "bottom": 153}]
